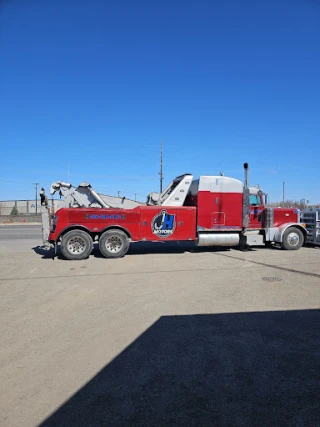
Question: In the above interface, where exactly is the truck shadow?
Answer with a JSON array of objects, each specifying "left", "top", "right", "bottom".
[
  {"left": 40, "top": 309, "right": 320, "bottom": 427},
  {"left": 32, "top": 242, "right": 260, "bottom": 260},
  {"left": 32, "top": 246, "right": 57, "bottom": 259},
  {"left": 93, "top": 241, "right": 257, "bottom": 258},
  {"left": 127, "top": 241, "right": 231, "bottom": 255}
]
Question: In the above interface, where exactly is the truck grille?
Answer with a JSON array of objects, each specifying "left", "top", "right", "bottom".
[{"left": 301, "top": 209, "right": 320, "bottom": 245}]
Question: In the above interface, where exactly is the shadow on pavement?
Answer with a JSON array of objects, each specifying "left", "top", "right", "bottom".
[
  {"left": 92, "top": 241, "right": 236, "bottom": 258},
  {"left": 32, "top": 246, "right": 55, "bottom": 259},
  {"left": 41, "top": 309, "right": 320, "bottom": 427},
  {"left": 32, "top": 242, "right": 233, "bottom": 261},
  {"left": 32, "top": 240, "right": 271, "bottom": 260}
]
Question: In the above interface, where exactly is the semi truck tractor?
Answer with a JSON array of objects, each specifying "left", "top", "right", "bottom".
[{"left": 40, "top": 164, "right": 307, "bottom": 260}]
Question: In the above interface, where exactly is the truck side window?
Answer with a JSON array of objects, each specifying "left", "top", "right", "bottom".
[{"left": 249, "top": 195, "right": 261, "bottom": 206}]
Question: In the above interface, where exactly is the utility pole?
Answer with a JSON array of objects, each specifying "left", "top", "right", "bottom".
[
  {"left": 282, "top": 181, "right": 285, "bottom": 206},
  {"left": 33, "top": 182, "right": 40, "bottom": 215},
  {"left": 159, "top": 140, "right": 163, "bottom": 193}
]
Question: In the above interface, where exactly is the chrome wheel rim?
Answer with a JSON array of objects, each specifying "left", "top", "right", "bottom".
[
  {"left": 67, "top": 236, "right": 87, "bottom": 254},
  {"left": 287, "top": 232, "right": 299, "bottom": 246},
  {"left": 105, "top": 235, "right": 123, "bottom": 253}
]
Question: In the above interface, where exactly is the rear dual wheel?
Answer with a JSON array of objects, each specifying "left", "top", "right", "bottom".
[
  {"left": 60, "top": 230, "right": 93, "bottom": 260},
  {"left": 60, "top": 229, "right": 129, "bottom": 260},
  {"left": 99, "top": 229, "right": 129, "bottom": 258}
]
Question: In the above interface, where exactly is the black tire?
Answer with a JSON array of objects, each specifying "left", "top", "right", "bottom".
[
  {"left": 99, "top": 229, "right": 129, "bottom": 258},
  {"left": 60, "top": 230, "right": 93, "bottom": 260},
  {"left": 282, "top": 227, "right": 304, "bottom": 250}
]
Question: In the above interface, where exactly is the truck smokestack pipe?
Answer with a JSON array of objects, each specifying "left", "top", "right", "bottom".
[
  {"left": 242, "top": 163, "right": 250, "bottom": 229},
  {"left": 243, "top": 163, "right": 249, "bottom": 189}
]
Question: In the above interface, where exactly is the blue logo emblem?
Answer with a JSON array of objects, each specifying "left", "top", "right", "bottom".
[{"left": 152, "top": 210, "right": 176, "bottom": 238}]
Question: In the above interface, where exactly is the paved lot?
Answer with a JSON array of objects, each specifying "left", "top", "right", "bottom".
[
  {"left": 0, "top": 224, "right": 42, "bottom": 239},
  {"left": 0, "top": 226, "right": 319, "bottom": 426}
]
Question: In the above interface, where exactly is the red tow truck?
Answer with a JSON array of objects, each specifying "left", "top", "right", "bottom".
[{"left": 41, "top": 164, "right": 307, "bottom": 260}]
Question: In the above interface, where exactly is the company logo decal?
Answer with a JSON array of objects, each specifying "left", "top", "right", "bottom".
[{"left": 152, "top": 210, "right": 176, "bottom": 238}]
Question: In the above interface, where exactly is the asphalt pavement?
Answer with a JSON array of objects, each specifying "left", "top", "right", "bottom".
[
  {"left": 0, "top": 225, "right": 42, "bottom": 240},
  {"left": 0, "top": 226, "right": 319, "bottom": 426}
]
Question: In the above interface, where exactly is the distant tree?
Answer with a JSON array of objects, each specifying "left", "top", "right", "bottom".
[
  {"left": 10, "top": 206, "right": 19, "bottom": 216},
  {"left": 267, "top": 200, "right": 319, "bottom": 210}
]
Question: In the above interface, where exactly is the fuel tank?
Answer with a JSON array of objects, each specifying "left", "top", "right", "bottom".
[{"left": 196, "top": 233, "right": 240, "bottom": 247}]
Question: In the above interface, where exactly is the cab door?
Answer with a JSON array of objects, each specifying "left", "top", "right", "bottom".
[{"left": 248, "top": 194, "right": 263, "bottom": 229}]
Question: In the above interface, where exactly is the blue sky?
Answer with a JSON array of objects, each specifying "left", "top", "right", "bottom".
[{"left": 0, "top": 0, "right": 319, "bottom": 203}]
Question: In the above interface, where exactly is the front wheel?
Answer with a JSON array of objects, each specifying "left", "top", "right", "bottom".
[
  {"left": 60, "top": 230, "right": 93, "bottom": 260},
  {"left": 99, "top": 229, "right": 129, "bottom": 258},
  {"left": 282, "top": 227, "right": 304, "bottom": 250}
]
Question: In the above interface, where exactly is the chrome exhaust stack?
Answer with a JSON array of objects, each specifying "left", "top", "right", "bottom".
[{"left": 242, "top": 163, "right": 250, "bottom": 229}]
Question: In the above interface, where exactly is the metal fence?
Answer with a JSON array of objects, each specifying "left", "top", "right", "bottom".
[{"left": 0, "top": 200, "right": 58, "bottom": 216}]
